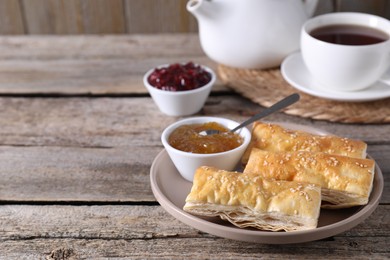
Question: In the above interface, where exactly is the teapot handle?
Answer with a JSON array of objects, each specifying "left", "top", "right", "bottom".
[{"left": 303, "top": 0, "right": 318, "bottom": 17}]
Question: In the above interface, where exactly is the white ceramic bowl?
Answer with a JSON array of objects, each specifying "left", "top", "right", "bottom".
[
  {"left": 161, "top": 116, "right": 251, "bottom": 182},
  {"left": 143, "top": 63, "right": 216, "bottom": 116}
]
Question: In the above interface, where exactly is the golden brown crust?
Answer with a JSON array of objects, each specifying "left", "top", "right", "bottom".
[
  {"left": 183, "top": 166, "right": 322, "bottom": 231},
  {"left": 244, "top": 149, "right": 375, "bottom": 208},
  {"left": 242, "top": 122, "right": 367, "bottom": 164}
]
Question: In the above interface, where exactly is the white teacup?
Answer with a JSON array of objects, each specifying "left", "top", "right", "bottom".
[{"left": 301, "top": 12, "right": 390, "bottom": 92}]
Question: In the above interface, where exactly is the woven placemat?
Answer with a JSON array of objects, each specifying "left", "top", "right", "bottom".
[{"left": 218, "top": 64, "right": 390, "bottom": 124}]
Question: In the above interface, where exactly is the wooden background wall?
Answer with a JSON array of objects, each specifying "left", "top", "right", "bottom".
[{"left": 0, "top": 0, "right": 389, "bottom": 35}]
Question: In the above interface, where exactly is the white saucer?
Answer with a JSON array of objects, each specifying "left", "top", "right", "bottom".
[{"left": 281, "top": 52, "right": 390, "bottom": 102}]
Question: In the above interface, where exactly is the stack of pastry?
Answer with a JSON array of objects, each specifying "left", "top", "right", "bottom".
[
  {"left": 183, "top": 122, "right": 375, "bottom": 232},
  {"left": 184, "top": 166, "right": 322, "bottom": 231}
]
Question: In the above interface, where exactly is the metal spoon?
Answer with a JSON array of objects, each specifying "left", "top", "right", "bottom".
[{"left": 200, "top": 93, "right": 300, "bottom": 135}]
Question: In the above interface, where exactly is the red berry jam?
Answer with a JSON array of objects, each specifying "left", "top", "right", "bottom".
[{"left": 148, "top": 62, "right": 212, "bottom": 91}]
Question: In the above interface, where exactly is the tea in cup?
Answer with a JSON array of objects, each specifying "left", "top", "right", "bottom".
[{"left": 301, "top": 12, "right": 390, "bottom": 92}]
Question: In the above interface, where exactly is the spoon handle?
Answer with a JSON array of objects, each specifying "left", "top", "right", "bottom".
[{"left": 230, "top": 93, "right": 300, "bottom": 132}]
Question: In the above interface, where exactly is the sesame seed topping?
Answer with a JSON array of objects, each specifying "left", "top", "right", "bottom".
[{"left": 327, "top": 157, "right": 339, "bottom": 167}]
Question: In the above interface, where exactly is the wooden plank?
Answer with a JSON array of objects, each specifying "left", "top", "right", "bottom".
[
  {"left": 80, "top": 0, "right": 125, "bottom": 34},
  {"left": 313, "top": 0, "right": 334, "bottom": 15},
  {"left": 0, "top": 34, "right": 205, "bottom": 60},
  {"left": 21, "top": 0, "right": 125, "bottom": 34},
  {"left": 124, "top": 0, "right": 197, "bottom": 34},
  {"left": 337, "top": 0, "right": 388, "bottom": 17},
  {"left": 307, "top": 0, "right": 390, "bottom": 17},
  {"left": 0, "top": 0, "right": 25, "bottom": 35},
  {"left": 0, "top": 57, "right": 219, "bottom": 94},
  {"left": 1, "top": 237, "right": 388, "bottom": 259},
  {"left": 0, "top": 34, "right": 219, "bottom": 94},
  {"left": 21, "top": 0, "right": 78, "bottom": 34},
  {"left": 0, "top": 144, "right": 387, "bottom": 203},
  {"left": 0, "top": 205, "right": 388, "bottom": 258},
  {"left": 0, "top": 146, "right": 158, "bottom": 202},
  {"left": 0, "top": 96, "right": 389, "bottom": 146}
]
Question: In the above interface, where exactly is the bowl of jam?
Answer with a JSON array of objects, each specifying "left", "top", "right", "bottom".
[
  {"left": 143, "top": 62, "right": 216, "bottom": 116},
  {"left": 161, "top": 116, "right": 251, "bottom": 182}
]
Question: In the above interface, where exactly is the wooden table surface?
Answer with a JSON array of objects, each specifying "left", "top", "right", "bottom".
[{"left": 0, "top": 34, "right": 388, "bottom": 259}]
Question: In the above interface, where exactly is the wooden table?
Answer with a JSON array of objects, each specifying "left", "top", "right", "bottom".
[{"left": 0, "top": 34, "right": 388, "bottom": 259}]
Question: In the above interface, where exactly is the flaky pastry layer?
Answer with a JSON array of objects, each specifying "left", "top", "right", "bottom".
[
  {"left": 242, "top": 122, "right": 367, "bottom": 164},
  {"left": 244, "top": 149, "right": 375, "bottom": 208},
  {"left": 184, "top": 166, "right": 321, "bottom": 232}
]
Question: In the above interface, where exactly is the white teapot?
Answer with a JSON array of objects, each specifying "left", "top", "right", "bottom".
[{"left": 187, "top": 0, "right": 318, "bottom": 69}]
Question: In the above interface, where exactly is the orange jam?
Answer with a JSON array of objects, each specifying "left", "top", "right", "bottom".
[{"left": 168, "top": 122, "right": 244, "bottom": 154}]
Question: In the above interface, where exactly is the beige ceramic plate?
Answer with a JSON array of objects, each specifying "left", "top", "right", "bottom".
[{"left": 150, "top": 123, "right": 384, "bottom": 244}]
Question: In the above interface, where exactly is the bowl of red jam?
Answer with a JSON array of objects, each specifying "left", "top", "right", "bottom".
[
  {"left": 161, "top": 116, "right": 251, "bottom": 182},
  {"left": 143, "top": 62, "right": 216, "bottom": 116}
]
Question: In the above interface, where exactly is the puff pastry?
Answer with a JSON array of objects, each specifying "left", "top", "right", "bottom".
[
  {"left": 244, "top": 149, "right": 375, "bottom": 208},
  {"left": 242, "top": 122, "right": 367, "bottom": 164},
  {"left": 183, "top": 166, "right": 322, "bottom": 231}
]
